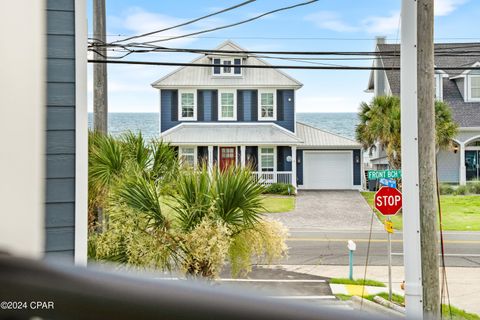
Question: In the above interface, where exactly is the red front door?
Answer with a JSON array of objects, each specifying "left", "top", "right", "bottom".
[{"left": 220, "top": 147, "right": 236, "bottom": 171}]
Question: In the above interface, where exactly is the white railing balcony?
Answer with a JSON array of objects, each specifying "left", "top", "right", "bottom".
[{"left": 251, "top": 171, "right": 293, "bottom": 185}]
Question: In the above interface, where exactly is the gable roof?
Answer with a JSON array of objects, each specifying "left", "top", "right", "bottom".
[
  {"left": 370, "top": 42, "right": 480, "bottom": 127},
  {"left": 151, "top": 40, "right": 303, "bottom": 89},
  {"left": 296, "top": 122, "right": 361, "bottom": 149}
]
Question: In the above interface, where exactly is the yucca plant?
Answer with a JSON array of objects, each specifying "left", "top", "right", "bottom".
[
  {"left": 170, "top": 166, "right": 213, "bottom": 231},
  {"left": 212, "top": 165, "right": 265, "bottom": 231}
]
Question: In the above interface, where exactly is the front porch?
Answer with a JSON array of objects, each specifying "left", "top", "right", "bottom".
[{"left": 178, "top": 145, "right": 298, "bottom": 188}]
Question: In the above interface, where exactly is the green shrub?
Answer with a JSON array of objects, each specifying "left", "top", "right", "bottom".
[
  {"left": 455, "top": 185, "right": 468, "bottom": 196},
  {"left": 439, "top": 184, "right": 455, "bottom": 195},
  {"left": 264, "top": 183, "right": 295, "bottom": 195},
  {"left": 467, "top": 181, "right": 480, "bottom": 195}
]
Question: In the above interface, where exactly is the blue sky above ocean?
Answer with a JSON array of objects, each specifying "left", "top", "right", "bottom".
[{"left": 87, "top": 0, "right": 480, "bottom": 113}]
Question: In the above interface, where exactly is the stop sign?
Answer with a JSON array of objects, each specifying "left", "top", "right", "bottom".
[{"left": 375, "top": 187, "right": 402, "bottom": 216}]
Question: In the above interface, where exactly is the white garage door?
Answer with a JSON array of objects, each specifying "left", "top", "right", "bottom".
[{"left": 303, "top": 151, "right": 353, "bottom": 189}]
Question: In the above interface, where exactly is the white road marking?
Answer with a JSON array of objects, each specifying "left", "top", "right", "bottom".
[
  {"left": 391, "top": 253, "right": 480, "bottom": 257},
  {"left": 268, "top": 295, "right": 336, "bottom": 300},
  {"left": 217, "top": 278, "right": 326, "bottom": 283}
]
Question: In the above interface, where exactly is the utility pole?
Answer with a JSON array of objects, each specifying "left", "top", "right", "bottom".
[
  {"left": 93, "top": 0, "right": 108, "bottom": 133},
  {"left": 401, "top": 0, "right": 439, "bottom": 319},
  {"left": 417, "top": 0, "right": 440, "bottom": 318}
]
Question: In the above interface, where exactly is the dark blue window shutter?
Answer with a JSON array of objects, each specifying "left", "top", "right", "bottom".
[
  {"left": 197, "top": 90, "right": 204, "bottom": 121},
  {"left": 171, "top": 90, "right": 178, "bottom": 121},
  {"left": 213, "top": 58, "right": 221, "bottom": 74},
  {"left": 252, "top": 90, "right": 258, "bottom": 121},
  {"left": 234, "top": 58, "right": 241, "bottom": 74},
  {"left": 277, "top": 90, "right": 284, "bottom": 121},
  {"left": 237, "top": 90, "right": 244, "bottom": 121},
  {"left": 212, "top": 90, "right": 218, "bottom": 121}
]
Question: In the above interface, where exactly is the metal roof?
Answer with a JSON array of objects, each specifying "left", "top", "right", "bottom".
[
  {"left": 160, "top": 123, "right": 303, "bottom": 145},
  {"left": 151, "top": 41, "right": 303, "bottom": 89},
  {"left": 296, "top": 122, "right": 361, "bottom": 149}
]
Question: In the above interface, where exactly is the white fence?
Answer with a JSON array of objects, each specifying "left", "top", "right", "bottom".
[{"left": 251, "top": 171, "right": 293, "bottom": 185}]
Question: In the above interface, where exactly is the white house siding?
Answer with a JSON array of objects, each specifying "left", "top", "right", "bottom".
[{"left": 437, "top": 149, "right": 460, "bottom": 183}]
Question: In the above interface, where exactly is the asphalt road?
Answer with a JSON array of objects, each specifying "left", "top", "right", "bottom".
[{"left": 280, "top": 230, "right": 480, "bottom": 267}]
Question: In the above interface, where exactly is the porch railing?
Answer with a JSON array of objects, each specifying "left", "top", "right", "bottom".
[{"left": 251, "top": 171, "right": 293, "bottom": 185}]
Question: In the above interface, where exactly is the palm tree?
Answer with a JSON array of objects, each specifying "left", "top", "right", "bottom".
[{"left": 356, "top": 96, "right": 458, "bottom": 169}]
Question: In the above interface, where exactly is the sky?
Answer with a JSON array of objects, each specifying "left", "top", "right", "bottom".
[{"left": 87, "top": 0, "right": 480, "bottom": 113}]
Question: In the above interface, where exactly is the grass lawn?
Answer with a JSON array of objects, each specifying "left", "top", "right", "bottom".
[
  {"left": 336, "top": 292, "right": 480, "bottom": 319},
  {"left": 330, "top": 278, "right": 385, "bottom": 287},
  {"left": 261, "top": 196, "right": 296, "bottom": 213},
  {"left": 361, "top": 192, "right": 480, "bottom": 231}
]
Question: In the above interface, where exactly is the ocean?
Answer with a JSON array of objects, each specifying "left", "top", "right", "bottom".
[{"left": 87, "top": 113, "right": 359, "bottom": 141}]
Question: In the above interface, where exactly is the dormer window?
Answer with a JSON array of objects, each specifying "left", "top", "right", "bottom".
[
  {"left": 212, "top": 57, "right": 242, "bottom": 76},
  {"left": 434, "top": 74, "right": 443, "bottom": 101},
  {"left": 468, "top": 75, "right": 480, "bottom": 101}
]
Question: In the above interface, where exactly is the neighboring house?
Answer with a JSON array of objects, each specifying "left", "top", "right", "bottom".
[
  {"left": 45, "top": 0, "right": 88, "bottom": 263},
  {"left": 367, "top": 37, "right": 480, "bottom": 185},
  {"left": 152, "top": 41, "right": 363, "bottom": 190}
]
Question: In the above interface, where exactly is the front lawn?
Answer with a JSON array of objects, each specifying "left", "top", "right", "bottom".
[
  {"left": 261, "top": 196, "right": 296, "bottom": 213},
  {"left": 361, "top": 192, "right": 480, "bottom": 231}
]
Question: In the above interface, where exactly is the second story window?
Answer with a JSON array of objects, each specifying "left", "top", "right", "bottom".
[
  {"left": 212, "top": 58, "right": 242, "bottom": 76},
  {"left": 258, "top": 90, "right": 276, "bottom": 121},
  {"left": 218, "top": 90, "right": 236, "bottom": 121},
  {"left": 469, "top": 75, "right": 480, "bottom": 101},
  {"left": 179, "top": 90, "right": 196, "bottom": 121}
]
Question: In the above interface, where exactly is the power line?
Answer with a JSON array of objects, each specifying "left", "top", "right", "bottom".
[
  {"left": 110, "top": 0, "right": 256, "bottom": 44},
  {"left": 125, "top": 0, "right": 318, "bottom": 46},
  {"left": 87, "top": 59, "right": 480, "bottom": 71}
]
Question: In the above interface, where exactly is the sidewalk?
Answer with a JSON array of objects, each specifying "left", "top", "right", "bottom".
[{"left": 262, "top": 264, "right": 480, "bottom": 315}]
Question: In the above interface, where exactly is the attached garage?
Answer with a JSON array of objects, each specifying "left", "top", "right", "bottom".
[
  {"left": 296, "top": 122, "right": 363, "bottom": 190},
  {"left": 303, "top": 151, "right": 353, "bottom": 189}
]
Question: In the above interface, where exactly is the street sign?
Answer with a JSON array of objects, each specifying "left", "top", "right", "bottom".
[
  {"left": 384, "top": 220, "right": 394, "bottom": 233},
  {"left": 375, "top": 187, "right": 403, "bottom": 216},
  {"left": 368, "top": 169, "right": 402, "bottom": 180},
  {"left": 379, "top": 178, "right": 397, "bottom": 188}
]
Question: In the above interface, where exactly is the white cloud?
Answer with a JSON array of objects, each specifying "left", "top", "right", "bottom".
[
  {"left": 110, "top": 7, "right": 200, "bottom": 46},
  {"left": 305, "top": 11, "right": 358, "bottom": 32},
  {"left": 435, "top": 0, "right": 468, "bottom": 16},
  {"left": 362, "top": 11, "right": 400, "bottom": 35}
]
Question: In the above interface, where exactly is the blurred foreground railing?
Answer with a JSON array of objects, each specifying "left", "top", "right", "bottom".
[{"left": 0, "top": 252, "right": 384, "bottom": 320}]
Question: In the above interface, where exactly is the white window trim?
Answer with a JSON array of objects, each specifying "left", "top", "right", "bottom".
[
  {"left": 178, "top": 89, "right": 197, "bottom": 121},
  {"left": 218, "top": 89, "right": 237, "bottom": 121},
  {"left": 467, "top": 74, "right": 480, "bottom": 102},
  {"left": 258, "top": 146, "right": 277, "bottom": 172},
  {"left": 258, "top": 89, "right": 277, "bottom": 121},
  {"left": 212, "top": 57, "right": 243, "bottom": 77},
  {"left": 179, "top": 146, "right": 197, "bottom": 169},
  {"left": 435, "top": 74, "right": 443, "bottom": 101}
]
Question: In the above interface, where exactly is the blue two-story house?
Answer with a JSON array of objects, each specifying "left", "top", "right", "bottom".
[{"left": 152, "top": 41, "right": 363, "bottom": 191}]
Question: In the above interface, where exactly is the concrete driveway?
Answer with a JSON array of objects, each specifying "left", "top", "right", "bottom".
[{"left": 271, "top": 191, "right": 383, "bottom": 231}]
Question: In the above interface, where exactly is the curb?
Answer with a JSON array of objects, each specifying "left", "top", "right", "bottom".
[{"left": 350, "top": 296, "right": 405, "bottom": 318}]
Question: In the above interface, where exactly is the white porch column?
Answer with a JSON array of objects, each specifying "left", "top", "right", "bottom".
[
  {"left": 208, "top": 146, "right": 214, "bottom": 171},
  {"left": 291, "top": 146, "right": 297, "bottom": 193},
  {"left": 460, "top": 143, "right": 466, "bottom": 185},
  {"left": 240, "top": 145, "right": 246, "bottom": 168}
]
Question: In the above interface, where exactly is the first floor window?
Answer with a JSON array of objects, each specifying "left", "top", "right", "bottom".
[
  {"left": 220, "top": 91, "right": 235, "bottom": 119},
  {"left": 180, "top": 91, "right": 195, "bottom": 120},
  {"left": 179, "top": 147, "right": 195, "bottom": 167},
  {"left": 260, "top": 147, "right": 275, "bottom": 172},
  {"left": 471, "top": 76, "right": 480, "bottom": 99},
  {"left": 259, "top": 91, "right": 275, "bottom": 120}
]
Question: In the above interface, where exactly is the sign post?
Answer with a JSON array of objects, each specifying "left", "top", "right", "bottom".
[
  {"left": 375, "top": 187, "right": 402, "bottom": 303},
  {"left": 347, "top": 240, "right": 356, "bottom": 280}
]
